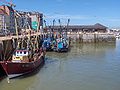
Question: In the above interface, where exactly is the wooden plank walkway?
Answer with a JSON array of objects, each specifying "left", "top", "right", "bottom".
[{"left": 0, "top": 32, "right": 41, "bottom": 41}]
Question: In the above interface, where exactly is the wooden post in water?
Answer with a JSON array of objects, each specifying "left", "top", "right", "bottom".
[{"left": 94, "top": 32, "right": 96, "bottom": 43}]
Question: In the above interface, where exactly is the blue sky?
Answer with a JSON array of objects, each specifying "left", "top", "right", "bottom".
[{"left": 0, "top": 0, "right": 120, "bottom": 28}]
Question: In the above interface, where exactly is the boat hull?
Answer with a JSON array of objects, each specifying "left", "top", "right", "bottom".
[
  {"left": 0, "top": 56, "right": 45, "bottom": 79},
  {"left": 53, "top": 46, "right": 69, "bottom": 52}
]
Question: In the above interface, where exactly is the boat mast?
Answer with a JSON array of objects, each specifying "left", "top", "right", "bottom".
[
  {"left": 43, "top": 20, "right": 47, "bottom": 34},
  {"left": 66, "top": 19, "right": 70, "bottom": 37},
  {"left": 58, "top": 19, "right": 62, "bottom": 36},
  {"left": 14, "top": 11, "right": 20, "bottom": 49},
  {"left": 52, "top": 19, "right": 55, "bottom": 37},
  {"left": 36, "top": 14, "right": 40, "bottom": 49}
]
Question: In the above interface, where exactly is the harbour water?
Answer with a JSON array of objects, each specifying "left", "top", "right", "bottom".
[{"left": 0, "top": 39, "right": 120, "bottom": 90}]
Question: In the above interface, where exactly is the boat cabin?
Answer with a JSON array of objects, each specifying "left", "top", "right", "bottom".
[
  {"left": 15, "top": 50, "right": 29, "bottom": 56},
  {"left": 12, "top": 50, "right": 30, "bottom": 63}
]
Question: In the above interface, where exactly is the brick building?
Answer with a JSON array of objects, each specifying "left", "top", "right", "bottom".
[
  {"left": 16, "top": 11, "right": 43, "bottom": 31},
  {"left": 0, "top": 5, "right": 15, "bottom": 35}
]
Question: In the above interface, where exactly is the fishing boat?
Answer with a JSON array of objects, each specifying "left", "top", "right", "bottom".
[
  {"left": 53, "top": 37, "right": 70, "bottom": 52},
  {"left": 42, "top": 36, "right": 53, "bottom": 51},
  {"left": 53, "top": 19, "right": 70, "bottom": 52},
  {"left": 0, "top": 48, "right": 45, "bottom": 78},
  {"left": 0, "top": 13, "right": 45, "bottom": 79}
]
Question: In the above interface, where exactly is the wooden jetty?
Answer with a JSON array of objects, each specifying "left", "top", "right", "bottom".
[{"left": 0, "top": 32, "right": 42, "bottom": 61}]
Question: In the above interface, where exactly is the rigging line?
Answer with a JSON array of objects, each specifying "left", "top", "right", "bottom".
[
  {"left": 5, "top": 46, "right": 13, "bottom": 60},
  {"left": 3, "top": 40, "right": 9, "bottom": 60},
  {"left": 7, "top": 45, "right": 16, "bottom": 61}
]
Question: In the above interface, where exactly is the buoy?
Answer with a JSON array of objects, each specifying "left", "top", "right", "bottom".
[{"left": 7, "top": 77, "right": 10, "bottom": 83}]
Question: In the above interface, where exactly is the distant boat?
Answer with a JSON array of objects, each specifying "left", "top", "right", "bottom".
[
  {"left": 53, "top": 37, "right": 70, "bottom": 52},
  {"left": 116, "top": 34, "right": 120, "bottom": 39},
  {"left": 42, "top": 37, "right": 53, "bottom": 51}
]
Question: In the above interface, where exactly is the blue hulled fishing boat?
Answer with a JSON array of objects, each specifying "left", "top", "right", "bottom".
[
  {"left": 53, "top": 37, "right": 70, "bottom": 52},
  {"left": 42, "top": 35, "right": 54, "bottom": 51}
]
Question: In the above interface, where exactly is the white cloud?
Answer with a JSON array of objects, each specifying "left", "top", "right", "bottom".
[
  {"left": 45, "top": 14, "right": 120, "bottom": 22},
  {"left": 45, "top": 14, "right": 90, "bottom": 20},
  {"left": 44, "top": 14, "right": 120, "bottom": 27}
]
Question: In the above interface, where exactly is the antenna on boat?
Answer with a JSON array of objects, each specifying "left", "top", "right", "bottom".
[
  {"left": 66, "top": 19, "right": 70, "bottom": 37},
  {"left": 58, "top": 19, "right": 62, "bottom": 35},
  {"left": 52, "top": 19, "right": 55, "bottom": 38},
  {"left": 52, "top": 19, "right": 55, "bottom": 32}
]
